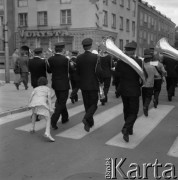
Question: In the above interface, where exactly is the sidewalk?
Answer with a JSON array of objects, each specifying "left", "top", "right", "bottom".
[{"left": 0, "top": 82, "right": 33, "bottom": 117}]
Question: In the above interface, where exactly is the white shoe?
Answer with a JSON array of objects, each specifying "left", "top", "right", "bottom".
[{"left": 44, "top": 133, "right": 55, "bottom": 142}]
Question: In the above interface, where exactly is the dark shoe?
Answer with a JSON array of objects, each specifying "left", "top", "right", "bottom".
[
  {"left": 36, "top": 115, "right": 40, "bottom": 122},
  {"left": 25, "top": 85, "right": 28, "bottom": 90},
  {"left": 89, "top": 118, "right": 94, "bottom": 127},
  {"left": 14, "top": 83, "right": 19, "bottom": 90},
  {"left": 168, "top": 96, "right": 172, "bottom": 101},
  {"left": 123, "top": 134, "right": 129, "bottom": 142},
  {"left": 101, "top": 102, "right": 105, "bottom": 106},
  {"left": 61, "top": 119, "right": 69, "bottom": 124},
  {"left": 51, "top": 124, "right": 58, "bottom": 130},
  {"left": 70, "top": 98, "right": 75, "bottom": 104},
  {"left": 128, "top": 129, "right": 133, "bottom": 135},
  {"left": 153, "top": 99, "right": 157, "bottom": 108},
  {"left": 82, "top": 118, "right": 90, "bottom": 132},
  {"left": 74, "top": 96, "right": 78, "bottom": 102},
  {"left": 143, "top": 107, "right": 148, "bottom": 117}
]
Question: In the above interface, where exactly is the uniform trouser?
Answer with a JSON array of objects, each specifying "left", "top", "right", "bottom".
[
  {"left": 153, "top": 79, "right": 162, "bottom": 104},
  {"left": 101, "top": 77, "right": 111, "bottom": 102},
  {"left": 121, "top": 96, "right": 139, "bottom": 133},
  {"left": 18, "top": 72, "right": 28, "bottom": 87},
  {"left": 81, "top": 90, "right": 98, "bottom": 126},
  {"left": 166, "top": 77, "right": 177, "bottom": 97},
  {"left": 142, "top": 87, "right": 153, "bottom": 109},
  {"left": 70, "top": 79, "right": 79, "bottom": 100},
  {"left": 51, "top": 90, "right": 69, "bottom": 126}
]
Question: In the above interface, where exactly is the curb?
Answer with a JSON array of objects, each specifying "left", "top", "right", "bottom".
[{"left": 0, "top": 106, "right": 30, "bottom": 118}]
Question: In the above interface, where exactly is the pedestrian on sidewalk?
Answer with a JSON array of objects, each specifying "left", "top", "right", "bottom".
[
  {"left": 16, "top": 46, "right": 29, "bottom": 90},
  {"left": 12, "top": 48, "right": 20, "bottom": 90},
  {"left": 29, "top": 77, "right": 55, "bottom": 142}
]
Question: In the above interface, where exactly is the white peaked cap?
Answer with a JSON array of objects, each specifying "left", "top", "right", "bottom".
[{"left": 92, "top": 50, "right": 98, "bottom": 54}]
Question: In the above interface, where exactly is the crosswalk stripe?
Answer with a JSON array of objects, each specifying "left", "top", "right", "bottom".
[
  {"left": 0, "top": 111, "right": 32, "bottom": 126},
  {"left": 56, "top": 103, "right": 123, "bottom": 139},
  {"left": 0, "top": 98, "right": 80, "bottom": 126},
  {"left": 15, "top": 104, "right": 84, "bottom": 132},
  {"left": 106, "top": 105, "right": 174, "bottom": 149},
  {"left": 167, "top": 137, "right": 178, "bottom": 157}
]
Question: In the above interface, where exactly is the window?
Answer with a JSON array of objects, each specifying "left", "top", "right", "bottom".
[
  {"left": 144, "top": 13, "right": 147, "bottom": 23},
  {"left": 103, "top": 10, "right": 108, "bottom": 26},
  {"left": 111, "top": 13, "right": 116, "bottom": 29},
  {"left": 120, "top": 16, "right": 123, "bottom": 30},
  {"left": 127, "top": 0, "right": 131, "bottom": 10},
  {"left": 18, "top": 0, "right": 28, "bottom": 7},
  {"left": 140, "top": 12, "right": 143, "bottom": 26},
  {"left": 119, "top": 39, "right": 123, "bottom": 51},
  {"left": 61, "top": 9, "right": 71, "bottom": 25},
  {"left": 120, "top": 0, "right": 124, "bottom": 7},
  {"left": 18, "top": 13, "right": 28, "bottom": 27},
  {"left": 37, "top": 11, "right": 48, "bottom": 26},
  {"left": 132, "top": 21, "right": 135, "bottom": 37},
  {"left": 103, "top": 0, "right": 108, "bottom": 5},
  {"left": 133, "top": 1, "right": 136, "bottom": 17},
  {"left": 126, "top": 19, "right": 130, "bottom": 32},
  {"left": 60, "top": 0, "right": 71, "bottom": 4}
]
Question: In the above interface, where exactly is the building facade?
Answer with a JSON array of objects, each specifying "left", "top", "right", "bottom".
[
  {"left": 0, "top": 0, "right": 16, "bottom": 55},
  {"left": 15, "top": 0, "right": 138, "bottom": 53},
  {"left": 137, "top": 0, "right": 176, "bottom": 56}
]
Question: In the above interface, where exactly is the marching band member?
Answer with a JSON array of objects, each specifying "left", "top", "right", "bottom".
[
  {"left": 142, "top": 49, "right": 158, "bottom": 117},
  {"left": 115, "top": 41, "right": 142, "bottom": 142},
  {"left": 47, "top": 42, "right": 71, "bottom": 130},
  {"left": 69, "top": 50, "right": 79, "bottom": 104},
  {"left": 76, "top": 38, "right": 99, "bottom": 132}
]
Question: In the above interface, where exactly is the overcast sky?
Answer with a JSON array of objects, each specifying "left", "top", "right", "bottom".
[{"left": 143, "top": 0, "right": 178, "bottom": 26}]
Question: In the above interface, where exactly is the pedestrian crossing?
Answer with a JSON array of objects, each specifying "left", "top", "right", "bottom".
[{"left": 1, "top": 101, "right": 178, "bottom": 158}]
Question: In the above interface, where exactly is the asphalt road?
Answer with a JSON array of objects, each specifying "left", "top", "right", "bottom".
[{"left": 0, "top": 82, "right": 178, "bottom": 180}]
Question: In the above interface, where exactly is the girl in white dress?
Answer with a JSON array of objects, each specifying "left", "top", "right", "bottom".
[{"left": 29, "top": 77, "right": 55, "bottom": 142}]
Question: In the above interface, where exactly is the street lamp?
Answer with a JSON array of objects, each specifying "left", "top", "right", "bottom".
[{"left": 4, "top": 0, "right": 10, "bottom": 83}]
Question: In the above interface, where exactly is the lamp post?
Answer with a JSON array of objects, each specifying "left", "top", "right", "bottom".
[{"left": 4, "top": 0, "right": 10, "bottom": 83}]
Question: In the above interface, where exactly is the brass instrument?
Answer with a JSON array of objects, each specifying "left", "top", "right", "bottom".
[
  {"left": 155, "top": 37, "right": 178, "bottom": 60},
  {"left": 99, "top": 37, "right": 145, "bottom": 81}
]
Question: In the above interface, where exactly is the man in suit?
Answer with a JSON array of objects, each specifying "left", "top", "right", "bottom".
[
  {"left": 28, "top": 48, "right": 47, "bottom": 88},
  {"left": 99, "top": 51, "right": 113, "bottom": 105},
  {"left": 115, "top": 41, "right": 142, "bottom": 142},
  {"left": 162, "top": 55, "right": 178, "bottom": 101},
  {"left": 69, "top": 50, "right": 79, "bottom": 103},
  {"left": 16, "top": 45, "right": 29, "bottom": 90},
  {"left": 76, "top": 38, "right": 99, "bottom": 132},
  {"left": 48, "top": 42, "right": 70, "bottom": 130}
]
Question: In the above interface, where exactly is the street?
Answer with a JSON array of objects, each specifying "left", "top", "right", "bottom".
[{"left": 0, "top": 84, "right": 178, "bottom": 180}]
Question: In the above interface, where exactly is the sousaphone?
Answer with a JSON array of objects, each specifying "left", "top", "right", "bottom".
[
  {"left": 155, "top": 37, "right": 178, "bottom": 61},
  {"left": 100, "top": 37, "right": 145, "bottom": 81}
]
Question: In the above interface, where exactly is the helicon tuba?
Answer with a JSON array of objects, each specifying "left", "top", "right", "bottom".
[
  {"left": 155, "top": 37, "right": 178, "bottom": 61},
  {"left": 100, "top": 37, "right": 145, "bottom": 81}
]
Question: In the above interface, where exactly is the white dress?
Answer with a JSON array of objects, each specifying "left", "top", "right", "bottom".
[{"left": 29, "top": 86, "right": 52, "bottom": 118}]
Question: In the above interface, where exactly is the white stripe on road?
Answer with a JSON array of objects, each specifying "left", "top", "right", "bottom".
[
  {"left": 0, "top": 98, "right": 80, "bottom": 126},
  {"left": 167, "top": 137, "right": 178, "bottom": 157},
  {"left": 56, "top": 104, "right": 123, "bottom": 139},
  {"left": 0, "top": 110, "right": 32, "bottom": 126},
  {"left": 106, "top": 105, "right": 174, "bottom": 149},
  {"left": 15, "top": 104, "right": 84, "bottom": 132}
]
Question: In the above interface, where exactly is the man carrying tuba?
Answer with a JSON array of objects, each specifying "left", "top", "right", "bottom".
[{"left": 115, "top": 41, "right": 143, "bottom": 143}]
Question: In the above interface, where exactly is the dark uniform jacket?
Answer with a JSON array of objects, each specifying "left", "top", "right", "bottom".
[
  {"left": 48, "top": 53, "right": 70, "bottom": 90},
  {"left": 28, "top": 56, "right": 47, "bottom": 88},
  {"left": 69, "top": 56, "right": 79, "bottom": 81},
  {"left": 100, "top": 55, "right": 113, "bottom": 78},
  {"left": 76, "top": 51, "right": 99, "bottom": 90},
  {"left": 115, "top": 57, "right": 142, "bottom": 97},
  {"left": 162, "top": 56, "right": 178, "bottom": 78}
]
